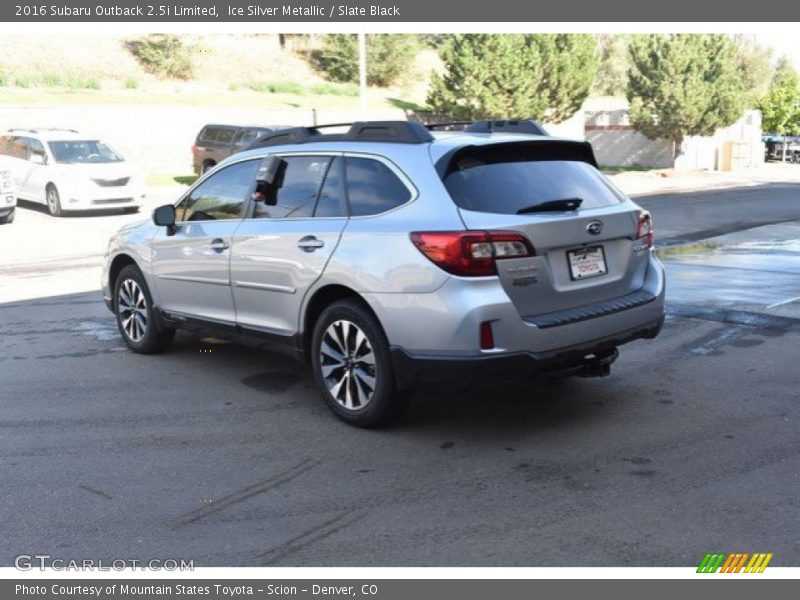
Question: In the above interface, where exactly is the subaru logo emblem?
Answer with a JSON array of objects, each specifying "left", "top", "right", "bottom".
[{"left": 586, "top": 220, "right": 603, "bottom": 236}]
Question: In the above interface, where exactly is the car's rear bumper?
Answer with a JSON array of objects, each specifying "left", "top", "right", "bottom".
[
  {"left": 0, "top": 205, "right": 15, "bottom": 217},
  {"left": 390, "top": 315, "right": 663, "bottom": 389}
]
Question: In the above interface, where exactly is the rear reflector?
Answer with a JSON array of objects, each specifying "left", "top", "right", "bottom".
[
  {"left": 410, "top": 231, "right": 534, "bottom": 277},
  {"left": 480, "top": 321, "right": 495, "bottom": 350},
  {"left": 637, "top": 211, "right": 654, "bottom": 248}
]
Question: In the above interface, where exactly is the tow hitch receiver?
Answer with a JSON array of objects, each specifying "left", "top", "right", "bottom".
[{"left": 576, "top": 348, "right": 619, "bottom": 378}]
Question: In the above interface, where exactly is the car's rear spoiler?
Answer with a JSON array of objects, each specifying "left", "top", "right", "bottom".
[{"left": 435, "top": 139, "right": 599, "bottom": 179}]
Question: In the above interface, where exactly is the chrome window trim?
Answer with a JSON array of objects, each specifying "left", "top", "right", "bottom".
[
  {"left": 173, "top": 150, "right": 419, "bottom": 224},
  {"left": 244, "top": 150, "right": 419, "bottom": 222}
]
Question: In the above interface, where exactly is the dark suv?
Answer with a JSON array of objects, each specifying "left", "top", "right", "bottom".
[{"left": 192, "top": 124, "right": 288, "bottom": 174}]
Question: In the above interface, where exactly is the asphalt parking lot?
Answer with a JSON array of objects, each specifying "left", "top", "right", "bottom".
[{"left": 1, "top": 184, "right": 799, "bottom": 566}]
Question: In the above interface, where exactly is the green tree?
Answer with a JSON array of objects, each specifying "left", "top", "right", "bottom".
[
  {"left": 626, "top": 34, "right": 747, "bottom": 157},
  {"left": 759, "top": 57, "right": 800, "bottom": 135},
  {"left": 593, "top": 34, "right": 632, "bottom": 97},
  {"left": 427, "top": 34, "right": 598, "bottom": 123},
  {"left": 734, "top": 35, "right": 773, "bottom": 105},
  {"left": 310, "top": 34, "right": 418, "bottom": 87}
]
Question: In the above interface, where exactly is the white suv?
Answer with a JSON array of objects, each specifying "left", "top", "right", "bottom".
[
  {"left": 0, "top": 168, "right": 16, "bottom": 224},
  {"left": 0, "top": 128, "right": 145, "bottom": 216}
]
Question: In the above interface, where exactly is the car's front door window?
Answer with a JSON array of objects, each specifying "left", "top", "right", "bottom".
[{"left": 177, "top": 159, "right": 260, "bottom": 222}]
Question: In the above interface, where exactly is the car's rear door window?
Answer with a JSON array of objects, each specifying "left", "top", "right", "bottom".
[
  {"left": 198, "top": 127, "right": 219, "bottom": 144},
  {"left": 253, "top": 155, "right": 332, "bottom": 219},
  {"left": 215, "top": 128, "right": 236, "bottom": 145},
  {"left": 345, "top": 157, "right": 411, "bottom": 216},
  {"left": 235, "top": 128, "right": 270, "bottom": 149},
  {"left": 313, "top": 157, "right": 347, "bottom": 218}
]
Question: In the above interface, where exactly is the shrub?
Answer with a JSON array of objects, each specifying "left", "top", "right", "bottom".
[
  {"left": 247, "top": 81, "right": 304, "bottom": 95},
  {"left": 126, "top": 34, "right": 194, "bottom": 79},
  {"left": 125, "top": 77, "right": 139, "bottom": 89},
  {"left": 310, "top": 34, "right": 417, "bottom": 87},
  {"left": 42, "top": 73, "right": 61, "bottom": 87},
  {"left": 308, "top": 82, "right": 359, "bottom": 97},
  {"left": 14, "top": 76, "right": 32, "bottom": 88}
]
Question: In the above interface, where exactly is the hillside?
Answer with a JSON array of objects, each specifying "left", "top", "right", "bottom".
[{"left": 0, "top": 34, "right": 438, "bottom": 110}]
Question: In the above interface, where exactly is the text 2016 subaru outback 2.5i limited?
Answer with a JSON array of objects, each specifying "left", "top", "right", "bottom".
[{"left": 102, "top": 120, "right": 665, "bottom": 427}]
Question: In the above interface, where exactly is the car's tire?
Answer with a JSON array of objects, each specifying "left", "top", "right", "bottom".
[
  {"left": 113, "top": 264, "right": 175, "bottom": 354},
  {"left": 311, "top": 298, "right": 409, "bottom": 428},
  {"left": 46, "top": 185, "right": 63, "bottom": 217},
  {"left": 0, "top": 208, "right": 14, "bottom": 224}
]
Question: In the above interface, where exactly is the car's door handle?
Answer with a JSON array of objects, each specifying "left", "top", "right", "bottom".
[
  {"left": 297, "top": 236, "right": 325, "bottom": 252},
  {"left": 209, "top": 238, "right": 230, "bottom": 252}
]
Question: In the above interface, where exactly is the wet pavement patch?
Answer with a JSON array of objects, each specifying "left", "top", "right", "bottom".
[
  {"left": 241, "top": 372, "right": 303, "bottom": 393},
  {"left": 667, "top": 305, "right": 799, "bottom": 331},
  {"left": 661, "top": 221, "right": 800, "bottom": 323}
]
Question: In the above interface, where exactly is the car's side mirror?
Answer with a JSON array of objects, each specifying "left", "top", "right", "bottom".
[
  {"left": 30, "top": 153, "right": 46, "bottom": 165},
  {"left": 253, "top": 156, "right": 287, "bottom": 206},
  {"left": 153, "top": 204, "right": 177, "bottom": 236}
]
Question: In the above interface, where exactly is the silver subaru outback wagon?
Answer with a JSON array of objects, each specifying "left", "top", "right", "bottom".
[{"left": 102, "top": 120, "right": 665, "bottom": 427}]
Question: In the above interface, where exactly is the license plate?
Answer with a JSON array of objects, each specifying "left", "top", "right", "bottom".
[{"left": 567, "top": 246, "right": 608, "bottom": 280}]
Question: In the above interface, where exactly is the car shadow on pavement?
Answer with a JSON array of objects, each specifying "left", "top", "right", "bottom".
[
  {"left": 1, "top": 289, "right": 614, "bottom": 441},
  {"left": 15, "top": 198, "right": 139, "bottom": 218}
]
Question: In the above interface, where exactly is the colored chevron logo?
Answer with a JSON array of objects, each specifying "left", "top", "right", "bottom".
[{"left": 697, "top": 552, "right": 773, "bottom": 573}]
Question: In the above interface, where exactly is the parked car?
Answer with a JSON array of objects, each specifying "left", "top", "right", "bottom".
[
  {"left": 0, "top": 167, "right": 16, "bottom": 224},
  {"left": 0, "top": 128, "right": 145, "bottom": 217},
  {"left": 103, "top": 120, "right": 666, "bottom": 427},
  {"left": 763, "top": 134, "right": 800, "bottom": 163},
  {"left": 192, "top": 124, "right": 289, "bottom": 174}
]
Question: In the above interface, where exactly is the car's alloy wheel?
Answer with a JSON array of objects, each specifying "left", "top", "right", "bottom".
[
  {"left": 117, "top": 278, "right": 148, "bottom": 343},
  {"left": 113, "top": 265, "right": 174, "bottom": 354},
  {"left": 311, "top": 299, "right": 410, "bottom": 428},
  {"left": 320, "top": 319, "right": 378, "bottom": 410},
  {"left": 46, "top": 186, "right": 62, "bottom": 217}
]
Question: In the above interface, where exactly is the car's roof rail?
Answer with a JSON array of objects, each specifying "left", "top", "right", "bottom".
[
  {"left": 7, "top": 127, "right": 80, "bottom": 134},
  {"left": 424, "top": 119, "right": 549, "bottom": 136},
  {"left": 247, "top": 120, "right": 435, "bottom": 149},
  {"left": 423, "top": 121, "right": 476, "bottom": 131}
]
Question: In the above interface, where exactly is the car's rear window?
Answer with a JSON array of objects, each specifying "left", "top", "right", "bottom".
[{"left": 443, "top": 154, "right": 624, "bottom": 215}]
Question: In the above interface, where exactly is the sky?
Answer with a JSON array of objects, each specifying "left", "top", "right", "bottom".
[{"left": 755, "top": 34, "right": 800, "bottom": 69}]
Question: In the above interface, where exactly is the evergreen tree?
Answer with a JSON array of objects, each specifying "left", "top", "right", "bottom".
[
  {"left": 427, "top": 34, "right": 598, "bottom": 123},
  {"left": 626, "top": 34, "right": 747, "bottom": 157}
]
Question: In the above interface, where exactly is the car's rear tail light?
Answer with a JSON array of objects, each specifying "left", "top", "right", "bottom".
[
  {"left": 409, "top": 231, "right": 534, "bottom": 277},
  {"left": 637, "top": 211, "right": 654, "bottom": 248},
  {"left": 480, "top": 321, "right": 495, "bottom": 350},
  {"left": 191, "top": 145, "right": 200, "bottom": 154}
]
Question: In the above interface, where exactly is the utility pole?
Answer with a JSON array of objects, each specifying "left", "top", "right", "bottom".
[{"left": 358, "top": 33, "right": 367, "bottom": 118}]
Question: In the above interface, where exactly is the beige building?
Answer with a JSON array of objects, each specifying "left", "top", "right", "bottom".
[{"left": 583, "top": 98, "right": 764, "bottom": 170}]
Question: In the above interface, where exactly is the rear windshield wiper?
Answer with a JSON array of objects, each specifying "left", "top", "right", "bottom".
[{"left": 516, "top": 198, "right": 583, "bottom": 214}]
